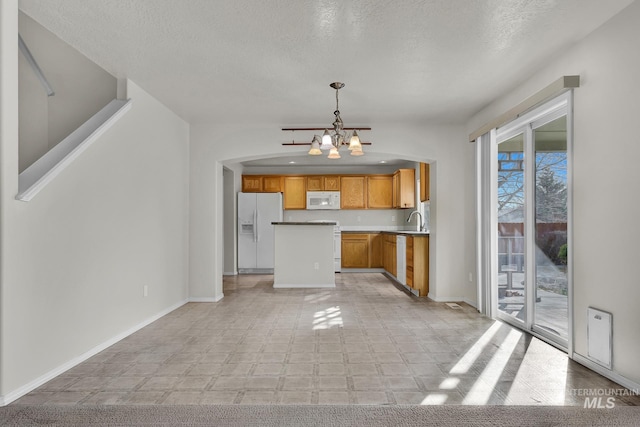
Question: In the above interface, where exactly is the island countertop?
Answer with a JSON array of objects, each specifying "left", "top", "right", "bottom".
[{"left": 272, "top": 222, "right": 337, "bottom": 226}]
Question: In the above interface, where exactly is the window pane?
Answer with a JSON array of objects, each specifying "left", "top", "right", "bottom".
[{"left": 533, "top": 116, "right": 568, "bottom": 341}]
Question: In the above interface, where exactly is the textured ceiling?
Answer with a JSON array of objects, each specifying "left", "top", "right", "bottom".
[{"left": 18, "top": 0, "right": 633, "bottom": 129}]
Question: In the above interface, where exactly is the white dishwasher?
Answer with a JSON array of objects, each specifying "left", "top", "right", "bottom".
[{"left": 396, "top": 235, "right": 406, "bottom": 285}]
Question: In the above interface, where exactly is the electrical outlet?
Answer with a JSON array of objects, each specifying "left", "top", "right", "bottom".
[
  {"left": 468, "top": 273, "right": 473, "bottom": 282},
  {"left": 391, "top": 215, "right": 396, "bottom": 222},
  {"left": 143, "top": 285, "right": 148, "bottom": 297},
  {"left": 314, "top": 262, "right": 320, "bottom": 270},
  {"left": 357, "top": 216, "right": 361, "bottom": 222}
]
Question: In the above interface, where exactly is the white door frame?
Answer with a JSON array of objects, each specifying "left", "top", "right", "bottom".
[{"left": 479, "top": 92, "right": 573, "bottom": 354}]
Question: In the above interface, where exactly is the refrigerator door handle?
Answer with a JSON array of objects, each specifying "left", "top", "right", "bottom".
[
  {"left": 253, "top": 210, "right": 258, "bottom": 242},
  {"left": 255, "top": 209, "right": 260, "bottom": 242}
]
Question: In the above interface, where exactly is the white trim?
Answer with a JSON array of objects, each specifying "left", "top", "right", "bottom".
[
  {"left": 427, "top": 293, "right": 476, "bottom": 306},
  {"left": 470, "top": 76, "right": 579, "bottom": 141},
  {"left": 0, "top": 299, "right": 187, "bottom": 407},
  {"left": 189, "top": 294, "right": 224, "bottom": 303},
  {"left": 491, "top": 92, "right": 572, "bottom": 351},
  {"left": 566, "top": 92, "right": 575, "bottom": 357},
  {"left": 572, "top": 353, "right": 640, "bottom": 393},
  {"left": 273, "top": 283, "right": 336, "bottom": 288},
  {"left": 223, "top": 271, "right": 238, "bottom": 276},
  {"left": 461, "top": 297, "right": 478, "bottom": 309},
  {"left": 496, "top": 92, "right": 569, "bottom": 140},
  {"left": 17, "top": 98, "right": 133, "bottom": 201}
]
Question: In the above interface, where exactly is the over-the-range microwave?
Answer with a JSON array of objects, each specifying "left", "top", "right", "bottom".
[{"left": 306, "top": 191, "right": 340, "bottom": 210}]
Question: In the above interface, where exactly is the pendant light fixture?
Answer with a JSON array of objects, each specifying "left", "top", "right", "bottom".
[
  {"left": 308, "top": 82, "right": 364, "bottom": 158},
  {"left": 281, "top": 83, "right": 371, "bottom": 156}
]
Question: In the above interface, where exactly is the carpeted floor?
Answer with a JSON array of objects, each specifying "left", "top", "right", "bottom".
[{"left": 1, "top": 404, "right": 639, "bottom": 427}]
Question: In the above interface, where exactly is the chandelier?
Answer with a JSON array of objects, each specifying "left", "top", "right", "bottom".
[{"left": 307, "top": 82, "right": 364, "bottom": 159}]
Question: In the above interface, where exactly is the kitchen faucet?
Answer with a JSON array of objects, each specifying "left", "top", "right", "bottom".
[{"left": 407, "top": 210, "right": 425, "bottom": 231}]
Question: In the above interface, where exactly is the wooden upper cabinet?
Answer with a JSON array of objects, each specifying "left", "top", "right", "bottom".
[
  {"left": 242, "top": 175, "right": 263, "bottom": 192},
  {"left": 367, "top": 175, "right": 393, "bottom": 209},
  {"left": 307, "top": 175, "right": 341, "bottom": 191},
  {"left": 283, "top": 176, "right": 306, "bottom": 209},
  {"left": 263, "top": 176, "right": 283, "bottom": 192},
  {"left": 340, "top": 176, "right": 367, "bottom": 209},
  {"left": 306, "top": 176, "right": 323, "bottom": 191},
  {"left": 393, "top": 168, "right": 416, "bottom": 209},
  {"left": 242, "top": 175, "right": 282, "bottom": 192},
  {"left": 420, "top": 163, "right": 430, "bottom": 202},
  {"left": 324, "top": 176, "right": 340, "bottom": 191}
]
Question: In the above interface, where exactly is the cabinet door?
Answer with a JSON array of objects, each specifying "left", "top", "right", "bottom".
[
  {"left": 382, "top": 234, "right": 396, "bottom": 273},
  {"left": 263, "top": 176, "right": 282, "bottom": 192},
  {"left": 367, "top": 175, "right": 393, "bottom": 209},
  {"left": 369, "top": 233, "right": 383, "bottom": 268},
  {"left": 324, "top": 176, "right": 340, "bottom": 191},
  {"left": 283, "top": 177, "right": 306, "bottom": 209},
  {"left": 306, "top": 176, "right": 323, "bottom": 191},
  {"left": 406, "top": 236, "right": 414, "bottom": 287},
  {"left": 242, "top": 175, "right": 263, "bottom": 192},
  {"left": 412, "top": 236, "right": 429, "bottom": 296},
  {"left": 420, "top": 163, "right": 430, "bottom": 202},
  {"left": 341, "top": 234, "right": 369, "bottom": 268},
  {"left": 393, "top": 169, "right": 416, "bottom": 208},
  {"left": 340, "top": 176, "right": 367, "bottom": 209}
]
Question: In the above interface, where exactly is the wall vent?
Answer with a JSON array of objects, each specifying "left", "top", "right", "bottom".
[{"left": 587, "top": 307, "right": 612, "bottom": 369}]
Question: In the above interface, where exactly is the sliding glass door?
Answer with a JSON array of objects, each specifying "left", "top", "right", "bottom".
[
  {"left": 493, "top": 93, "right": 571, "bottom": 350},
  {"left": 497, "top": 133, "right": 526, "bottom": 325},
  {"left": 532, "top": 115, "right": 568, "bottom": 342}
]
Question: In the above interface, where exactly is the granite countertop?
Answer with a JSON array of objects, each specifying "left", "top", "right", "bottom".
[
  {"left": 272, "top": 222, "right": 337, "bottom": 226},
  {"left": 341, "top": 229, "right": 429, "bottom": 235}
]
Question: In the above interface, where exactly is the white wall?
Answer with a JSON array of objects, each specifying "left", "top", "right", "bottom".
[
  {"left": 1, "top": 3, "right": 190, "bottom": 399},
  {"left": 190, "top": 122, "right": 477, "bottom": 306},
  {"left": 18, "top": 12, "right": 117, "bottom": 172},
  {"left": 467, "top": 0, "right": 640, "bottom": 385}
]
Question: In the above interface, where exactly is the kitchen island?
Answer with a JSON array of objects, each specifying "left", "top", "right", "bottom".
[{"left": 271, "top": 222, "right": 336, "bottom": 288}]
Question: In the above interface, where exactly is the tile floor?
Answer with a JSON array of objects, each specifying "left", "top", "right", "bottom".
[{"left": 13, "top": 273, "right": 640, "bottom": 406}]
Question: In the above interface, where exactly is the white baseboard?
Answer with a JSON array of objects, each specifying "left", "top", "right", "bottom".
[
  {"left": 0, "top": 299, "right": 187, "bottom": 407},
  {"left": 461, "top": 297, "right": 478, "bottom": 309},
  {"left": 572, "top": 352, "right": 640, "bottom": 392},
  {"left": 189, "top": 294, "right": 224, "bottom": 303},
  {"left": 425, "top": 294, "right": 477, "bottom": 309},
  {"left": 223, "top": 271, "right": 237, "bottom": 276},
  {"left": 273, "top": 283, "right": 336, "bottom": 288}
]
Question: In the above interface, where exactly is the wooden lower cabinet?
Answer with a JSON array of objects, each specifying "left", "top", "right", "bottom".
[
  {"left": 408, "top": 235, "right": 429, "bottom": 296},
  {"left": 341, "top": 234, "right": 370, "bottom": 268},
  {"left": 341, "top": 232, "right": 383, "bottom": 268},
  {"left": 382, "top": 234, "right": 397, "bottom": 277},
  {"left": 342, "top": 231, "right": 428, "bottom": 297},
  {"left": 369, "top": 233, "right": 383, "bottom": 268}
]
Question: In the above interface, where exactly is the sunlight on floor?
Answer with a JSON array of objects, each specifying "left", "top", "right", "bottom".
[
  {"left": 313, "top": 306, "right": 343, "bottom": 330},
  {"left": 462, "top": 328, "right": 522, "bottom": 404},
  {"left": 421, "top": 321, "right": 524, "bottom": 405},
  {"left": 449, "top": 321, "right": 503, "bottom": 375}
]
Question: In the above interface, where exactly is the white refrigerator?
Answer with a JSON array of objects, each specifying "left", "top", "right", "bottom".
[{"left": 237, "top": 192, "right": 283, "bottom": 273}]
